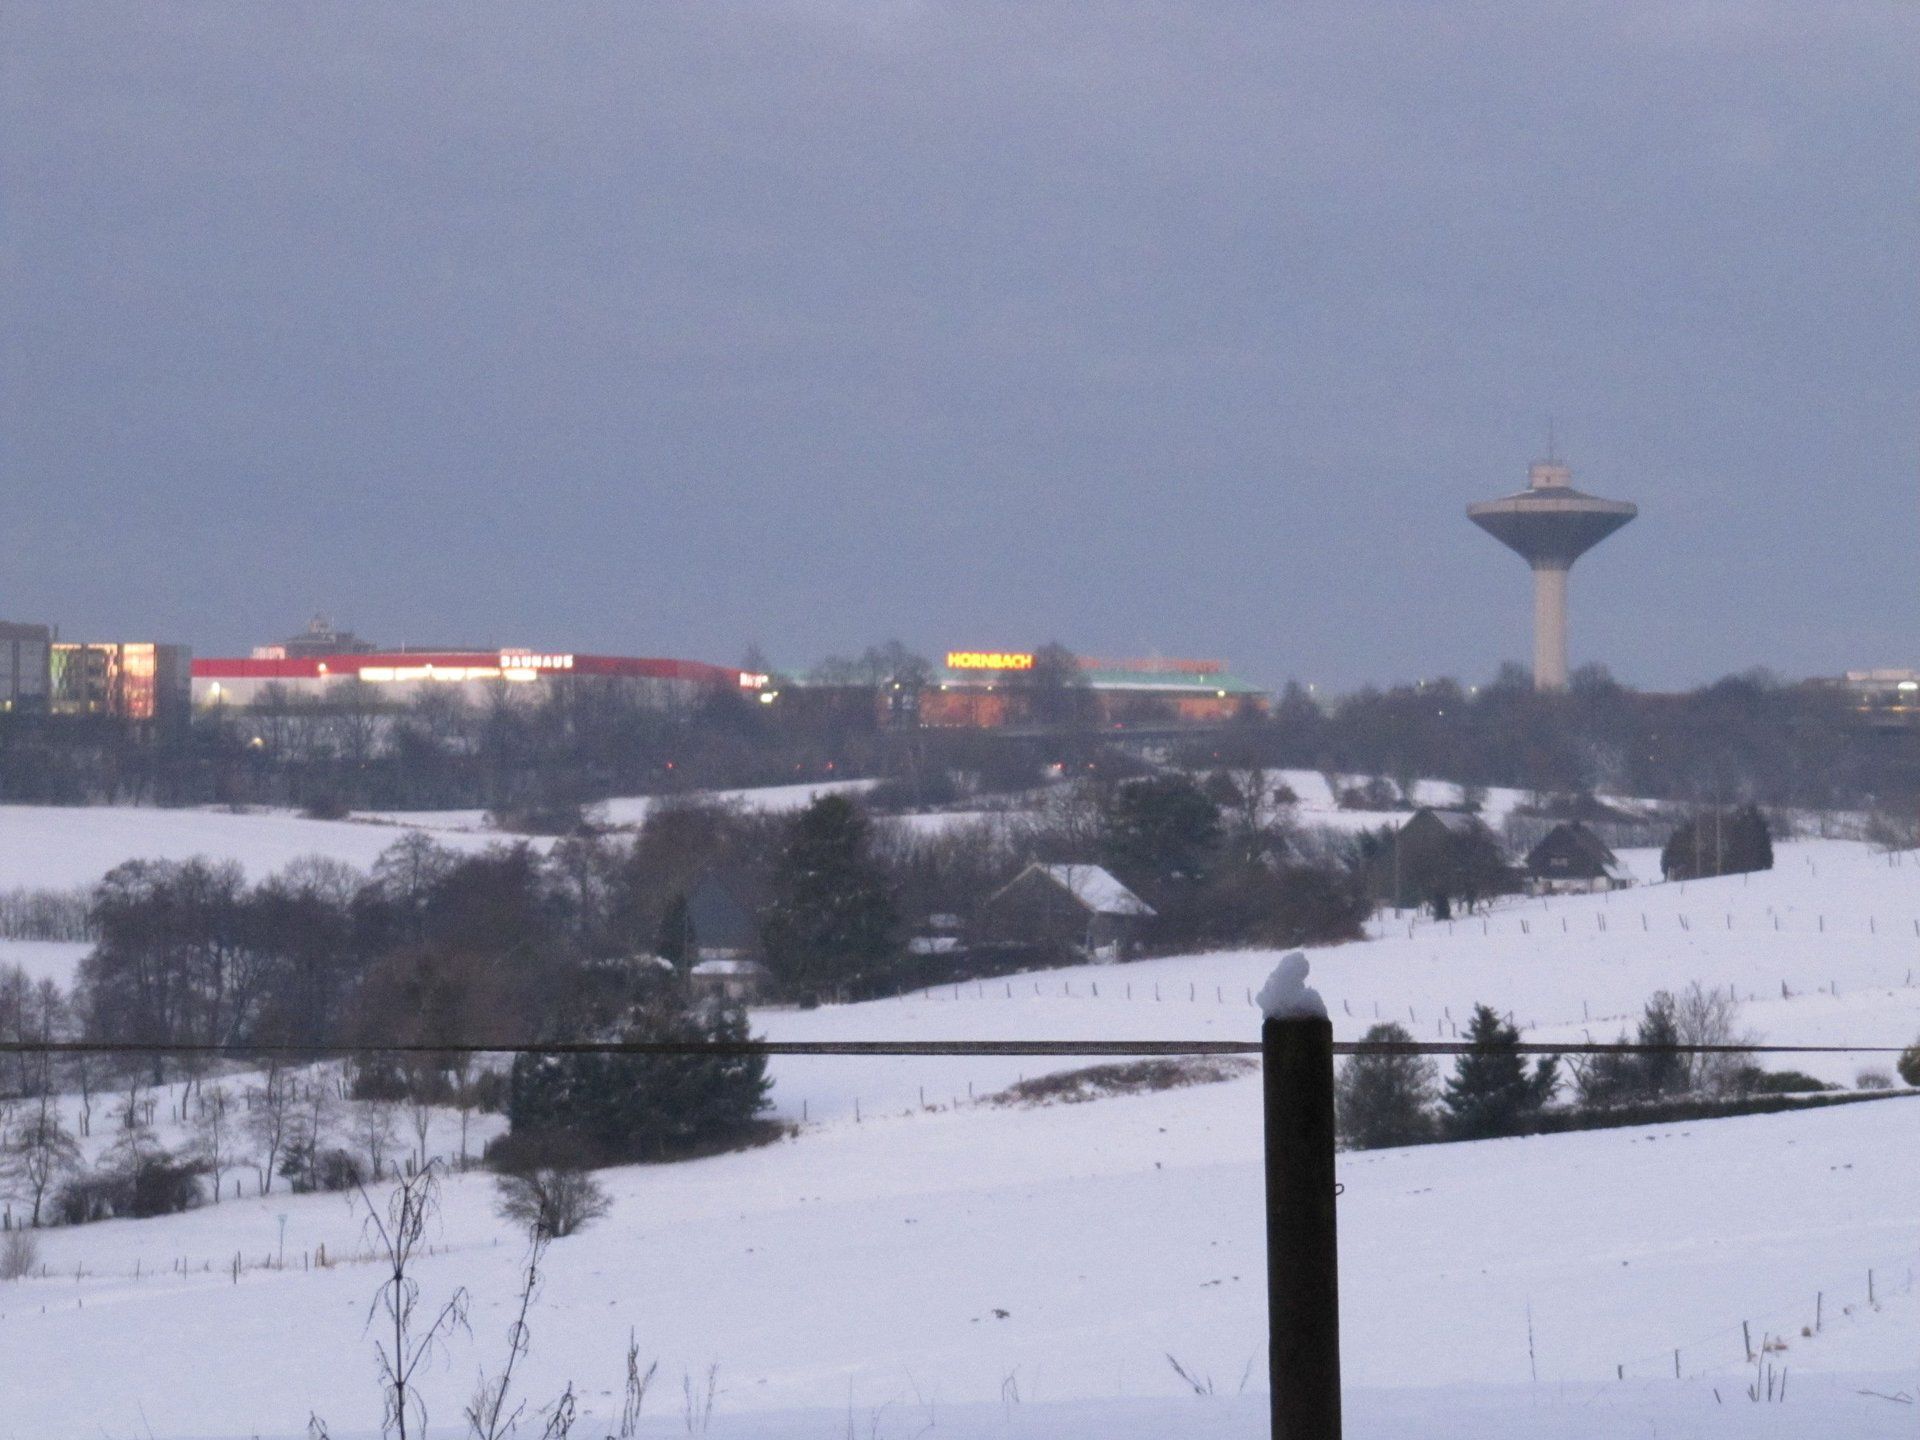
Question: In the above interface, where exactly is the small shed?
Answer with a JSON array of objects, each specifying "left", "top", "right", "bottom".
[
  {"left": 907, "top": 912, "right": 965, "bottom": 958},
  {"left": 984, "top": 862, "right": 1155, "bottom": 960},
  {"left": 1525, "top": 821, "right": 1630, "bottom": 894},
  {"left": 689, "top": 958, "right": 769, "bottom": 1004}
]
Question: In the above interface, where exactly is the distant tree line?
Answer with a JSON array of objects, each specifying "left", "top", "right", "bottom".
[
  {"left": 1333, "top": 984, "right": 1886, "bottom": 1152},
  {"left": 4, "top": 647, "right": 1912, "bottom": 823},
  {"left": 1180, "top": 665, "right": 1920, "bottom": 816}
]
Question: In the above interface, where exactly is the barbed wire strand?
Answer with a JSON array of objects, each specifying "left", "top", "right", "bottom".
[{"left": 0, "top": 1039, "right": 1909, "bottom": 1058}]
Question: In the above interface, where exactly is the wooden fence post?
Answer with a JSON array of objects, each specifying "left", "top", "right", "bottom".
[{"left": 1261, "top": 954, "right": 1342, "bottom": 1440}]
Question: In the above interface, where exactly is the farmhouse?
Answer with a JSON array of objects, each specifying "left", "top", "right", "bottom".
[
  {"left": 984, "top": 862, "right": 1155, "bottom": 960},
  {"left": 1525, "top": 820, "right": 1632, "bottom": 894}
]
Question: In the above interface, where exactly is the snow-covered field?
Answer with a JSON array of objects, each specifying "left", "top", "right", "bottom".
[
  {"left": 0, "top": 937, "right": 90, "bottom": 987},
  {"left": 354, "top": 779, "right": 880, "bottom": 835},
  {"left": 0, "top": 780, "right": 879, "bottom": 897},
  {"left": 3, "top": 786, "right": 1919, "bottom": 1436},
  {"left": 5, "top": 1057, "right": 1917, "bottom": 1438},
  {"left": 0, "top": 803, "right": 505, "bottom": 890}
]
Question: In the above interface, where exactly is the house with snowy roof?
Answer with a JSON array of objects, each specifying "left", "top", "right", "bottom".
[
  {"left": 1523, "top": 821, "right": 1631, "bottom": 894},
  {"left": 984, "top": 862, "right": 1155, "bottom": 960}
]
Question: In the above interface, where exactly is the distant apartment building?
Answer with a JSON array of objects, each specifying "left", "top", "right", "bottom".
[
  {"left": 0, "top": 622, "right": 188, "bottom": 722},
  {"left": 0, "top": 622, "right": 53, "bottom": 712},
  {"left": 51, "top": 642, "right": 193, "bottom": 722}
]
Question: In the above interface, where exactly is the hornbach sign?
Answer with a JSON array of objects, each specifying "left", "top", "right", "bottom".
[{"left": 945, "top": 651, "right": 1036, "bottom": 671}]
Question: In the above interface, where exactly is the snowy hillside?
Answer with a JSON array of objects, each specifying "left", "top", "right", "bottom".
[
  {"left": 0, "top": 780, "right": 878, "bottom": 896},
  {"left": 4, "top": 1052, "right": 1917, "bottom": 1437},
  {"left": 4, "top": 823, "right": 1919, "bottom": 1436},
  {"left": 0, "top": 803, "right": 504, "bottom": 891}
]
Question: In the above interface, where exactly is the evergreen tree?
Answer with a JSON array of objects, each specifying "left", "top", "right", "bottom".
[
  {"left": 507, "top": 1001, "right": 770, "bottom": 1164},
  {"left": 759, "top": 796, "right": 898, "bottom": 1002},
  {"left": 1727, "top": 804, "right": 1774, "bottom": 874},
  {"left": 1442, "top": 1004, "right": 1558, "bottom": 1139},
  {"left": 656, "top": 892, "right": 696, "bottom": 972},
  {"left": 1101, "top": 774, "right": 1224, "bottom": 888},
  {"left": 1634, "top": 990, "right": 1687, "bottom": 1098},
  {"left": 1335, "top": 1023, "right": 1437, "bottom": 1149},
  {"left": 1576, "top": 991, "right": 1688, "bottom": 1108},
  {"left": 1572, "top": 1032, "right": 1640, "bottom": 1108}
]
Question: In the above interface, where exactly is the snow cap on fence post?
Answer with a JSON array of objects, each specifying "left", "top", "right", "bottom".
[{"left": 1257, "top": 951, "right": 1328, "bottom": 1021}]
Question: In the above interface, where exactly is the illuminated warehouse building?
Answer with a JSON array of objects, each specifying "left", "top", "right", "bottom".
[
  {"left": 920, "top": 650, "right": 1268, "bottom": 728},
  {"left": 193, "top": 623, "right": 767, "bottom": 708},
  {"left": 194, "top": 649, "right": 767, "bottom": 708}
]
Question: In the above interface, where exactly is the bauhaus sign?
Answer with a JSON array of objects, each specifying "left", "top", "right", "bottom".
[
  {"left": 946, "top": 651, "right": 1035, "bottom": 671},
  {"left": 500, "top": 652, "right": 575, "bottom": 671}
]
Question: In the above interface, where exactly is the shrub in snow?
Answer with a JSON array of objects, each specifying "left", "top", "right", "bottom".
[
  {"left": 1899, "top": 1041, "right": 1920, "bottom": 1089},
  {"left": 1854, "top": 1068, "right": 1894, "bottom": 1091},
  {"left": 1732, "top": 1066, "right": 1832, "bottom": 1096},
  {"left": 986, "top": 1058, "right": 1254, "bottom": 1108},
  {"left": 280, "top": 1144, "right": 366, "bottom": 1194},
  {"left": 492, "top": 1144, "right": 612, "bottom": 1239},
  {"left": 0, "top": 1228, "right": 38, "bottom": 1281},
  {"left": 50, "top": 1148, "right": 205, "bottom": 1225},
  {"left": 1335, "top": 1023, "right": 1437, "bottom": 1149}
]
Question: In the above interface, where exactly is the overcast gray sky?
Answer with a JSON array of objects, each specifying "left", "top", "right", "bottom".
[{"left": 2, "top": 2, "right": 1914, "bottom": 691}]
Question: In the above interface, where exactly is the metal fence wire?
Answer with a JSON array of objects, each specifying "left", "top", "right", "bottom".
[{"left": 0, "top": 1038, "right": 1910, "bottom": 1057}]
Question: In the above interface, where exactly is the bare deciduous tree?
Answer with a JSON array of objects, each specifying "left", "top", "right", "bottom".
[
  {"left": 191, "top": 1083, "right": 238, "bottom": 1203},
  {"left": 1674, "top": 981, "right": 1755, "bottom": 1096},
  {"left": 353, "top": 1099, "right": 402, "bottom": 1182},
  {"left": 0, "top": 1091, "right": 81, "bottom": 1227},
  {"left": 245, "top": 1062, "right": 295, "bottom": 1195}
]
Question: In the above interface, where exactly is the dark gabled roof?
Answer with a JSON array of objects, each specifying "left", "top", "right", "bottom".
[
  {"left": 686, "top": 871, "right": 759, "bottom": 950},
  {"left": 1525, "top": 821, "right": 1622, "bottom": 877},
  {"left": 1401, "top": 806, "right": 1484, "bottom": 838}
]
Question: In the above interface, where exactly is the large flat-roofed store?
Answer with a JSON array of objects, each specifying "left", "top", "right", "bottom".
[
  {"left": 195, "top": 634, "right": 764, "bottom": 708},
  {"left": 920, "top": 651, "right": 1267, "bottom": 727}
]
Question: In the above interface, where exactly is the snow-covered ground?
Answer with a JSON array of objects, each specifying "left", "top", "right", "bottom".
[
  {"left": 0, "top": 803, "right": 504, "bottom": 890},
  {"left": 4, "top": 796, "right": 1920, "bottom": 1435},
  {"left": 0, "top": 937, "right": 90, "bottom": 987},
  {"left": 5, "top": 1064, "right": 1916, "bottom": 1437},
  {"left": 354, "top": 779, "right": 880, "bottom": 834},
  {"left": 0, "top": 781, "right": 880, "bottom": 897}
]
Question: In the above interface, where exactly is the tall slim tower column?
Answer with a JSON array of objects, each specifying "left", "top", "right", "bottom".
[
  {"left": 1468, "top": 460, "right": 1635, "bottom": 692},
  {"left": 1532, "top": 563, "right": 1570, "bottom": 690}
]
